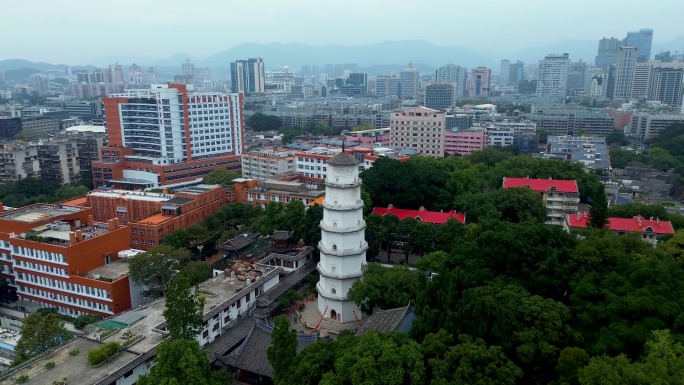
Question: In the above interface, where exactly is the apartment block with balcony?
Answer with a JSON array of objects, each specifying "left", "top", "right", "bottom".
[
  {"left": 36, "top": 140, "right": 81, "bottom": 185},
  {"left": 389, "top": 107, "right": 446, "bottom": 157},
  {"left": 241, "top": 147, "right": 296, "bottom": 179},
  {"left": 503, "top": 177, "right": 579, "bottom": 225},
  {"left": 295, "top": 147, "right": 373, "bottom": 186},
  {"left": 0, "top": 203, "right": 133, "bottom": 317},
  {"left": 0, "top": 144, "right": 39, "bottom": 181}
]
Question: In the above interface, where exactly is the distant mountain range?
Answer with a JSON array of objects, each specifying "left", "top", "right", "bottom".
[{"left": 2, "top": 38, "right": 684, "bottom": 78}]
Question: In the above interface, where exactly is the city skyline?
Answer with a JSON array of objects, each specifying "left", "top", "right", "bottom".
[{"left": 1, "top": 0, "right": 683, "bottom": 64}]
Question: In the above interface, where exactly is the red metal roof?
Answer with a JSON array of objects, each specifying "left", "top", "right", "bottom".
[
  {"left": 372, "top": 206, "right": 466, "bottom": 224},
  {"left": 566, "top": 213, "right": 675, "bottom": 235},
  {"left": 503, "top": 177, "right": 579, "bottom": 193}
]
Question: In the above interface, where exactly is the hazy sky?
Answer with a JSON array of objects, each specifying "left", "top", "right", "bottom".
[{"left": 2, "top": 0, "right": 683, "bottom": 64}]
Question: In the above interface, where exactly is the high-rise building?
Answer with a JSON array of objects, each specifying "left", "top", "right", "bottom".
[
  {"left": 91, "top": 84, "right": 243, "bottom": 189},
  {"left": 648, "top": 67, "right": 684, "bottom": 107},
  {"left": 500, "top": 60, "right": 511, "bottom": 85},
  {"left": 612, "top": 46, "right": 638, "bottom": 101},
  {"left": 536, "top": 53, "right": 570, "bottom": 98},
  {"left": 655, "top": 51, "right": 673, "bottom": 62},
  {"left": 509, "top": 61, "right": 525, "bottom": 84},
  {"left": 399, "top": 62, "right": 419, "bottom": 100},
  {"left": 469, "top": 67, "right": 491, "bottom": 98},
  {"left": 230, "top": 58, "right": 265, "bottom": 95},
  {"left": 109, "top": 63, "right": 124, "bottom": 84},
  {"left": 606, "top": 65, "right": 617, "bottom": 100},
  {"left": 588, "top": 67, "right": 609, "bottom": 97},
  {"left": 435, "top": 64, "right": 468, "bottom": 97},
  {"left": 624, "top": 28, "right": 654, "bottom": 62},
  {"left": 424, "top": 83, "right": 457, "bottom": 110},
  {"left": 566, "top": 61, "right": 588, "bottom": 96},
  {"left": 631, "top": 62, "right": 653, "bottom": 99},
  {"left": 181, "top": 59, "right": 194, "bottom": 77},
  {"left": 595, "top": 38, "right": 621, "bottom": 68},
  {"left": 390, "top": 106, "right": 446, "bottom": 157},
  {"left": 375, "top": 75, "right": 401, "bottom": 97}
]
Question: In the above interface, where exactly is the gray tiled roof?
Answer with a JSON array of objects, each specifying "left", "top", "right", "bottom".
[
  {"left": 217, "top": 321, "right": 317, "bottom": 378},
  {"left": 327, "top": 151, "right": 358, "bottom": 166},
  {"left": 356, "top": 305, "right": 415, "bottom": 335}
]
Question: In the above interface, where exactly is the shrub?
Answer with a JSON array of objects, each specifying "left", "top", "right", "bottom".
[
  {"left": 17, "top": 374, "right": 29, "bottom": 383},
  {"left": 87, "top": 341, "right": 121, "bottom": 366},
  {"left": 99, "top": 328, "right": 118, "bottom": 339},
  {"left": 73, "top": 314, "right": 101, "bottom": 329},
  {"left": 68, "top": 349, "right": 80, "bottom": 356},
  {"left": 45, "top": 361, "right": 55, "bottom": 369}
]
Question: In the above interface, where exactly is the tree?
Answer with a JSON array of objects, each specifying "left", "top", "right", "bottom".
[
  {"left": 128, "top": 244, "right": 192, "bottom": 298},
  {"left": 13, "top": 312, "right": 72, "bottom": 364},
  {"left": 279, "top": 126, "right": 302, "bottom": 145},
  {"left": 282, "top": 200, "right": 306, "bottom": 241},
  {"left": 587, "top": 183, "right": 609, "bottom": 229},
  {"left": 73, "top": 314, "right": 102, "bottom": 330},
  {"left": 55, "top": 185, "right": 89, "bottom": 201},
  {"left": 606, "top": 130, "right": 630, "bottom": 146},
  {"left": 163, "top": 274, "right": 204, "bottom": 340},
  {"left": 554, "top": 347, "right": 590, "bottom": 385},
  {"left": 247, "top": 112, "right": 282, "bottom": 131},
  {"left": 203, "top": 168, "right": 240, "bottom": 186},
  {"left": 427, "top": 334, "right": 523, "bottom": 385},
  {"left": 162, "top": 229, "right": 190, "bottom": 249},
  {"left": 319, "top": 332, "right": 425, "bottom": 385},
  {"left": 302, "top": 203, "right": 324, "bottom": 247},
  {"left": 454, "top": 187, "right": 548, "bottom": 224},
  {"left": 267, "top": 315, "right": 297, "bottom": 385},
  {"left": 179, "top": 261, "right": 213, "bottom": 286},
  {"left": 660, "top": 231, "right": 684, "bottom": 262},
  {"left": 137, "top": 339, "right": 221, "bottom": 385},
  {"left": 415, "top": 251, "right": 449, "bottom": 273},
  {"left": 578, "top": 330, "right": 684, "bottom": 385},
  {"left": 347, "top": 263, "right": 424, "bottom": 314}
]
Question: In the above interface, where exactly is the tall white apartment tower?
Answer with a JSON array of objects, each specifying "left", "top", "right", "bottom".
[
  {"left": 536, "top": 53, "right": 570, "bottom": 98},
  {"left": 612, "top": 46, "right": 638, "bottom": 101},
  {"left": 316, "top": 151, "right": 367, "bottom": 323}
]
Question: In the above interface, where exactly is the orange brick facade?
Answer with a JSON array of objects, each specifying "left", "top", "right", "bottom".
[{"left": 0, "top": 204, "right": 133, "bottom": 317}]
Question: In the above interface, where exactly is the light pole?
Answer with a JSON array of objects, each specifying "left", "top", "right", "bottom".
[{"left": 197, "top": 244, "right": 204, "bottom": 259}]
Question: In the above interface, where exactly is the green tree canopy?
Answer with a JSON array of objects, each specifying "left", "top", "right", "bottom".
[
  {"left": 137, "top": 339, "right": 222, "bottom": 385},
  {"left": 247, "top": 113, "right": 282, "bottom": 131},
  {"left": 587, "top": 183, "right": 609, "bottom": 229},
  {"left": 164, "top": 274, "right": 204, "bottom": 340},
  {"left": 13, "top": 312, "right": 72, "bottom": 364},
  {"left": 578, "top": 330, "right": 684, "bottom": 385},
  {"left": 267, "top": 315, "right": 297, "bottom": 385},
  {"left": 128, "top": 244, "right": 192, "bottom": 298},
  {"left": 348, "top": 263, "right": 425, "bottom": 314},
  {"left": 203, "top": 168, "right": 240, "bottom": 186},
  {"left": 426, "top": 333, "right": 523, "bottom": 385}
]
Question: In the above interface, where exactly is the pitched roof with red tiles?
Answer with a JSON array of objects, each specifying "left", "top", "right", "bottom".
[
  {"left": 503, "top": 177, "right": 579, "bottom": 193},
  {"left": 566, "top": 213, "right": 675, "bottom": 235},
  {"left": 372, "top": 205, "right": 466, "bottom": 224}
]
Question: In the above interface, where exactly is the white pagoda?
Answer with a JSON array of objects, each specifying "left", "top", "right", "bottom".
[{"left": 316, "top": 151, "right": 367, "bottom": 323}]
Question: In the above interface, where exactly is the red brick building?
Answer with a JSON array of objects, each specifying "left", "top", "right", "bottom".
[{"left": 0, "top": 203, "right": 134, "bottom": 317}]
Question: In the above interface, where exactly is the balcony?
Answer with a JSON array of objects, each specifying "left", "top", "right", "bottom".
[
  {"left": 316, "top": 263, "right": 364, "bottom": 280},
  {"left": 316, "top": 282, "right": 349, "bottom": 301},
  {"left": 322, "top": 199, "right": 364, "bottom": 211},
  {"left": 318, "top": 241, "right": 368, "bottom": 257},
  {"left": 325, "top": 180, "right": 362, "bottom": 189},
  {"left": 319, "top": 220, "right": 366, "bottom": 233}
]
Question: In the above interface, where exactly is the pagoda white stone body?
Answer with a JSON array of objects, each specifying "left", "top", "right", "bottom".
[{"left": 316, "top": 151, "right": 367, "bottom": 323}]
